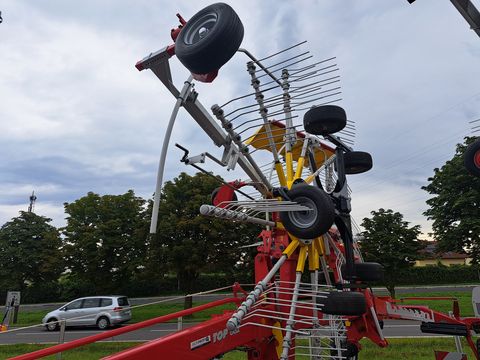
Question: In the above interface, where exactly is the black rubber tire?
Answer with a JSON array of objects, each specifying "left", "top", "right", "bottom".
[
  {"left": 279, "top": 184, "right": 335, "bottom": 239},
  {"left": 45, "top": 318, "right": 59, "bottom": 331},
  {"left": 343, "top": 151, "right": 373, "bottom": 174},
  {"left": 342, "top": 262, "right": 385, "bottom": 282},
  {"left": 211, "top": 187, "right": 238, "bottom": 205},
  {"left": 97, "top": 316, "right": 110, "bottom": 330},
  {"left": 176, "top": 3, "right": 244, "bottom": 74},
  {"left": 464, "top": 138, "right": 480, "bottom": 177},
  {"left": 319, "top": 291, "right": 366, "bottom": 316},
  {"left": 303, "top": 105, "right": 347, "bottom": 136}
]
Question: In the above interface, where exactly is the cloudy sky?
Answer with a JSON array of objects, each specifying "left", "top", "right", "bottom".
[{"left": 1, "top": 0, "right": 479, "bottom": 239}]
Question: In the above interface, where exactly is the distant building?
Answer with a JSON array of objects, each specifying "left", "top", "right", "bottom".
[{"left": 415, "top": 241, "right": 470, "bottom": 267}]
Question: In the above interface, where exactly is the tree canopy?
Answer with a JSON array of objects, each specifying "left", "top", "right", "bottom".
[
  {"left": 360, "top": 208, "right": 422, "bottom": 297},
  {"left": 0, "top": 211, "right": 63, "bottom": 302},
  {"left": 62, "top": 190, "right": 149, "bottom": 294},
  {"left": 149, "top": 172, "right": 259, "bottom": 293},
  {"left": 422, "top": 137, "right": 480, "bottom": 263}
]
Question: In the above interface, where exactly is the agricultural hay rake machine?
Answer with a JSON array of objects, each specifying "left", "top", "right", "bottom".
[{"left": 12, "top": 3, "right": 480, "bottom": 360}]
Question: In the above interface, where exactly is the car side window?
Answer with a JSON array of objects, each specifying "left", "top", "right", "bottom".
[
  {"left": 66, "top": 299, "right": 83, "bottom": 310},
  {"left": 100, "top": 298, "right": 112, "bottom": 307},
  {"left": 82, "top": 298, "right": 100, "bottom": 308}
]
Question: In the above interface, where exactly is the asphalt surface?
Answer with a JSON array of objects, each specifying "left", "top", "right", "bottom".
[
  {"left": 0, "top": 320, "right": 445, "bottom": 345},
  {"left": 0, "top": 285, "right": 476, "bottom": 346},
  {"left": 16, "top": 284, "right": 480, "bottom": 313}
]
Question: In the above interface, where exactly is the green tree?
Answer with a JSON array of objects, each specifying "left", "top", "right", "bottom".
[
  {"left": 148, "top": 172, "right": 259, "bottom": 307},
  {"left": 422, "top": 137, "right": 480, "bottom": 262},
  {"left": 0, "top": 211, "right": 63, "bottom": 302},
  {"left": 360, "top": 208, "right": 422, "bottom": 297},
  {"left": 63, "top": 190, "right": 149, "bottom": 294}
]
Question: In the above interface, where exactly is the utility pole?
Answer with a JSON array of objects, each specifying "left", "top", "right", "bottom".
[{"left": 28, "top": 191, "right": 37, "bottom": 213}]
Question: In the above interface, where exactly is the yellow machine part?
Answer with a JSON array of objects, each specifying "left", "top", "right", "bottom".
[{"left": 244, "top": 122, "right": 335, "bottom": 167}]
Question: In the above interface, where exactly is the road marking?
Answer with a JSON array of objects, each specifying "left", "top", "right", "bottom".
[{"left": 17, "top": 331, "right": 105, "bottom": 335}]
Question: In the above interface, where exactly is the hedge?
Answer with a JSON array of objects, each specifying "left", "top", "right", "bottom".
[{"left": 10, "top": 265, "right": 480, "bottom": 304}]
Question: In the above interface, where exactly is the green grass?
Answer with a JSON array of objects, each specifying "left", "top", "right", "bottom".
[
  {"left": 11, "top": 290, "right": 477, "bottom": 328},
  {"left": 398, "top": 291, "right": 474, "bottom": 317},
  {"left": 11, "top": 301, "right": 238, "bottom": 328},
  {"left": 0, "top": 338, "right": 476, "bottom": 360},
  {"left": 0, "top": 342, "right": 139, "bottom": 360}
]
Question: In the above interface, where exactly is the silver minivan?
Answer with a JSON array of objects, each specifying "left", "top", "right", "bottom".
[{"left": 42, "top": 296, "right": 132, "bottom": 331}]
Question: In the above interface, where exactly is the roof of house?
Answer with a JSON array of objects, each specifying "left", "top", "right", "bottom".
[{"left": 419, "top": 241, "right": 468, "bottom": 260}]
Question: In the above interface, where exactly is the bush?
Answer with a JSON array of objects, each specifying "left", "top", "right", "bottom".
[{"left": 392, "top": 264, "right": 480, "bottom": 286}]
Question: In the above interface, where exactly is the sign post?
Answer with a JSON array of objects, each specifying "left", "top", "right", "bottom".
[{"left": 2, "top": 291, "right": 21, "bottom": 330}]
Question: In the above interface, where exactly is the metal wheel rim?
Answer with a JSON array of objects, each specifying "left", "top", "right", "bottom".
[
  {"left": 98, "top": 318, "right": 108, "bottom": 329},
  {"left": 47, "top": 321, "right": 57, "bottom": 330},
  {"left": 288, "top": 196, "right": 316, "bottom": 228},
  {"left": 183, "top": 12, "right": 218, "bottom": 45}
]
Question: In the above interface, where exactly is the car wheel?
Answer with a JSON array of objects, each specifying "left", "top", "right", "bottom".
[
  {"left": 175, "top": 3, "right": 244, "bottom": 74},
  {"left": 97, "top": 316, "right": 110, "bottom": 330},
  {"left": 45, "top": 318, "right": 59, "bottom": 331},
  {"left": 279, "top": 184, "right": 335, "bottom": 239},
  {"left": 464, "top": 138, "right": 480, "bottom": 177},
  {"left": 303, "top": 105, "right": 347, "bottom": 136}
]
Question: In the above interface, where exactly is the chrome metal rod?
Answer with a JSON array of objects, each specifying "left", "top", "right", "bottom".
[
  {"left": 199, "top": 205, "right": 275, "bottom": 227},
  {"left": 150, "top": 75, "right": 193, "bottom": 233},
  {"left": 280, "top": 272, "right": 303, "bottom": 360},
  {"left": 227, "top": 254, "right": 287, "bottom": 331}
]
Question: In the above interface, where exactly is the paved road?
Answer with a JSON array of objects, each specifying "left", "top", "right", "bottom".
[
  {"left": 1, "top": 285, "right": 475, "bottom": 347},
  {"left": 0, "top": 320, "right": 446, "bottom": 345},
  {"left": 16, "top": 285, "right": 480, "bottom": 313}
]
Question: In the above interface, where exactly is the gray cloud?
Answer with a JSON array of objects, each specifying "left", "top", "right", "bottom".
[{"left": 1, "top": 1, "right": 479, "bottom": 238}]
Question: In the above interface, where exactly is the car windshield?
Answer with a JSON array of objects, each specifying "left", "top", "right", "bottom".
[{"left": 117, "top": 297, "right": 129, "bottom": 306}]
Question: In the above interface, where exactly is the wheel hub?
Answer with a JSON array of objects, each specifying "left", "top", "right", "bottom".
[{"left": 183, "top": 13, "right": 218, "bottom": 45}]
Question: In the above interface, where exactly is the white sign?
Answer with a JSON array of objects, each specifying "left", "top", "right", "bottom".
[{"left": 6, "top": 291, "right": 20, "bottom": 307}]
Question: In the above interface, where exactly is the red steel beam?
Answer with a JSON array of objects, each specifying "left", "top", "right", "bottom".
[{"left": 9, "top": 297, "right": 241, "bottom": 360}]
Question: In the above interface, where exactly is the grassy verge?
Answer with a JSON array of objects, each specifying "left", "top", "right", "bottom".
[
  {"left": 10, "top": 301, "right": 238, "bottom": 328},
  {"left": 9, "top": 290, "right": 476, "bottom": 328},
  {"left": 398, "top": 291, "right": 474, "bottom": 317},
  {"left": 0, "top": 338, "right": 476, "bottom": 360}
]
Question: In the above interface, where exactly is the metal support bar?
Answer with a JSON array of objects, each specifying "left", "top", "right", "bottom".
[
  {"left": 150, "top": 75, "right": 194, "bottom": 234},
  {"left": 450, "top": 0, "right": 480, "bottom": 37}
]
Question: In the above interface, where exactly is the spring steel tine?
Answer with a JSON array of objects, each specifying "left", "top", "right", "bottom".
[
  {"left": 288, "top": 56, "right": 337, "bottom": 73},
  {"left": 290, "top": 75, "right": 341, "bottom": 90},
  {"left": 289, "top": 78, "right": 341, "bottom": 94},
  {"left": 294, "top": 98, "right": 342, "bottom": 112},
  {"left": 219, "top": 83, "right": 282, "bottom": 109},
  {"left": 235, "top": 115, "right": 299, "bottom": 134},
  {"left": 245, "top": 125, "right": 306, "bottom": 143},
  {"left": 256, "top": 55, "right": 314, "bottom": 80},
  {"left": 222, "top": 85, "right": 290, "bottom": 116},
  {"left": 291, "top": 74, "right": 340, "bottom": 92},
  {"left": 292, "top": 77, "right": 341, "bottom": 92},
  {"left": 290, "top": 91, "right": 343, "bottom": 108},
  {"left": 338, "top": 129, "right": 356, "bottom": 137},
  {"left": 254, "top": 51, "right": 311, "bottom": 73},
  {"left": 288, "top": 64, "right": 339, "bottom": 82},
  {"left": 256, "top": 40, "right": 308, "bottom": 62},
  {"left": 290, "top": 86, "right": 342, "bottom": 102}
]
